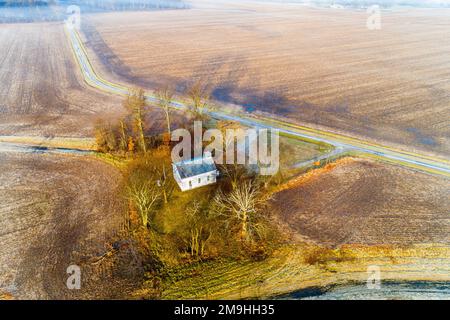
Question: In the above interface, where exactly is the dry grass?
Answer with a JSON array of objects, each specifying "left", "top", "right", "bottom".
[
  {"left": 83, "top": 2, "right": 450, "bottom": 156},
  {"left": 161, "top": 243, "right": 450, "bottom": 299},
  {"left": 279, "top": 135, "right": 327, "bottom": 170}
]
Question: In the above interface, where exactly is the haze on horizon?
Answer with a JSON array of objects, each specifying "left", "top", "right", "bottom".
[{"left": 2, "top": 0, "right": 450, "bottom": 9}]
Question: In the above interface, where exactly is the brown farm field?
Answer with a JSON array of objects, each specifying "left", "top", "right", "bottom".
[
  {"left": 0, "top": 22, "right": 122, "bottom": 137},
  {"left": 82, "top": 2, "right": 450, "bottom": 157},
  {"left": 270, "top": 157, "right": 450, "bottom": 247},
  {"left": 0, "top": 2, "right": 448, "bottom": 300},
  {"left": 0, "top": 152, "right": 142, "bottom": 299}
]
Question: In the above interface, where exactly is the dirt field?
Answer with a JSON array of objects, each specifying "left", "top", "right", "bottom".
[
  {"left": 270, "top": 158, "right": 450, "bottom": 247},
  {"left": 0, "top": 22, "right": 122, "bottom": 137},
  {"left": 82, "top": 1, "right": 450, "bottom": 157},
  {"left": 0, "top": 2, "right": 448, "bottom": 300},
  {"left": 0, "top": 152, "right": 141, "bottom": 299}
]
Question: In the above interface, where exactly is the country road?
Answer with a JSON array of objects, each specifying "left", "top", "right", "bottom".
[{"left": 66, "top": 25, "right": 450, "bottom": 177}]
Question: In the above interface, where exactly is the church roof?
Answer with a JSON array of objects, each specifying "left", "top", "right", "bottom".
[{"left": 173, "top": 154, "right": 217, "bottom": 179}]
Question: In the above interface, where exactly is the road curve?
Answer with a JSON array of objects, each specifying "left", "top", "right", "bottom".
[{"left": 66, "top": 26, "right": 450, "bottom": 177}]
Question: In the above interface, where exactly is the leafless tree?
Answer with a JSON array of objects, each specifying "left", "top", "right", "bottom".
[
  {"left": 213, "top": 180, "right": 269, "bottom": 242},
  {"left": 118, "top": 119, "right": 128, "bottom": 152},
  {"left": 187, "top": 81, "right": 210, "bottom": 119},
  {"left": 155, "top": 86, "right": 174, "bottom": 136},
  {"left": 185, "top": 201, "right": 211, "bottom": 258},
  {"left": 94, "top": 120, "right": 118, "bottom": 153},
  {"left": 156, "top": 164, "right": 175, "bottom": 204},
  {"left": 94, "top": 120, "right": 109, "bottom": 153},
  {"left": 218, "top": 164, "right": 249, "bottom": 190},
  {"left": 127, "top": 179, "right": 161, "bottom": 227},
  {"left": 124, "top": 88, "right": 148, "bottom": 153}
]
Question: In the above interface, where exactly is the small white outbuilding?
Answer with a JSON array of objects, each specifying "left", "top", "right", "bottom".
[{"left": 172, "top": 152, "right": 219, "bottom": 191}]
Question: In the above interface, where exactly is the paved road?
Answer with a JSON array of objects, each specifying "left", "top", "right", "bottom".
[
  {"left": 291, "top": 146, "right": 348, "bottom": 169},
  {"left": 66, "top": 26, "right": 450, "bottom": 177}
]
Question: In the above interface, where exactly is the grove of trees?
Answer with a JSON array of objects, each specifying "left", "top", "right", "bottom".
[{"left": 93, "top": 85, "right": 282, "bottom": 298}]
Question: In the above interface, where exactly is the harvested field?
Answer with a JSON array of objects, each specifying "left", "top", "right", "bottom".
[
  {"left": 270, "top": 158, "right": 450, "bottom": 247},
  {"left": 0, "top": 152, "right": 139, "bottom": 299},
  {"left": 0, "top": 22, "right": 122, "bottom": 137},
  {"left": 83, "top": 1, "right": 450, "bottom": 156}
]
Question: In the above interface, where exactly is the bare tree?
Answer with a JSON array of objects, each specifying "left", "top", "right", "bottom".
[
  {"left": 218, "top": 164, "right": 249, "bottom": 190},
  {"left": 124, "top": 88, "right": 148, "bottom": 153},
  {"left": 94, "top": 120, "right": 117, "bottom": 153},
  {"left": 185, "top": 201, "right": 211, "bottom": 258},
  {"left": 215, "top": 120, "right": 250, "bottom": 189},
  {"left": 187, "top": 81, "right": 210, "bottom": 119},
  {"left": 127, "top": 180, "right": 161, "bottom": 227},
  {"left": 213, "top": 180, "right": 269, "bottom": 242},
  {"left": 118, "top": 119, "right": 128, "bottom": 152},
  {"left": 157, "top": 164, "right": 175, "bottom": 204},
  {"left": 155, "top": 86, "right": 174, "bottom": 136},
  {"left": 94, "top": 120, "right": 109, "bottom": 153}
]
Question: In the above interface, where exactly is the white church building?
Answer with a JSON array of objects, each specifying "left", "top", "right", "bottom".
[{"left": 172, "top": 152, "right": 219, "bottom": 191}]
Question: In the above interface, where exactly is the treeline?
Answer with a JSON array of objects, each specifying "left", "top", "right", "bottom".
[
  {"left": 93, "top": 83, "right": 288, "bottom": 299},
  {"left": 94, "top": 87, "right": 175, "bottom": 154},
  {"left": 94, "top": 84, "right": 285, "bottom": 297},
  {"left": 0, "top": 0, "right": 188, "bottom": 9},
  {"left": 123, "top": 150, "right": 284, "bottom": 298},
  {"left": 0, "top": 0, "right": 189, "bottom": 23},
  {"left": 269, "top": 0, "right": 450, "bottom": 9},
  {"left": 95, "top": 82, "right": 211, "bottom": 154},
  {"left": 58, "top": 0, "right": 189, "bottom": 11},
  {"left": 0, "top": 1, "right": 55, "bottom": 6},
  {"left": 124, "top": 149, "right": 281, "bottom": 264}
]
